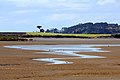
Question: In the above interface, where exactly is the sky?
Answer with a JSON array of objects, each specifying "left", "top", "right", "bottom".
[{"left": 0, "top": 0, "right": 120, "bottom": 32}]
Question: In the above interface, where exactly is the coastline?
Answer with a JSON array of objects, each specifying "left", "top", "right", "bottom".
[{"left": 0, "top": 38, "right": 120, "bottom": 80}]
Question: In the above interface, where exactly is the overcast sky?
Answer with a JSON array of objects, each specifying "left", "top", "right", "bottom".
[{"left": 0, "top": 0, "right": 120, "bottom": 32}]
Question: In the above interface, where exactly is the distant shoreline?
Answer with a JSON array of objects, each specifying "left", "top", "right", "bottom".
[{"left": 0, "top": 32, "right": 120, "bottom": 41}]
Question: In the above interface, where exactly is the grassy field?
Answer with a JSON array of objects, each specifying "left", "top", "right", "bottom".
[
  {"left": 0, "top": 36, "right": 19, "bottom": 41},
  {"left": 27, "top": 32, "right": 111, "bottom": 38},
  {"left": 0, "top": 36, "right": 28, "bottom": 41}
]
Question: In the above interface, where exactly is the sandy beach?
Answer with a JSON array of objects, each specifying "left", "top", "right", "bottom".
[{"left": 0, "top": 38, "right": 120, "bottom": 80}]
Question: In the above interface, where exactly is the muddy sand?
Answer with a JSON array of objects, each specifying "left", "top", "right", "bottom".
[{"left": 0, "top": 38, "right": 120, "bottom": 80}]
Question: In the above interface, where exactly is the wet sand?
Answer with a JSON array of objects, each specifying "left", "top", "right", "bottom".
[{"left": 0, "top": 38, "right": 120, "bottom": 80}]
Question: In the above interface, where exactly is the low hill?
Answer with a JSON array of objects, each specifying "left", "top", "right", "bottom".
[{"left": 62, "top": 22, "right": 120, "bottom": 34}]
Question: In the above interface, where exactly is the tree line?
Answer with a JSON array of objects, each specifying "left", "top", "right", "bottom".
[
  {"left": 37, "top": 22, "right": 120, "bottom": 34},
  {"left": 62, "top": 22, "right": 120, "bottom": 34}
]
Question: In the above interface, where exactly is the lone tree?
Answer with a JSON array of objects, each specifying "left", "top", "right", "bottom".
[{"left": 37, "top": 25, "right": 42, "bottom": 32}]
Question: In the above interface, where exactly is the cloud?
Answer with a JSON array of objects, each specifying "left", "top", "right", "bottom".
[
  {"left": 14, "top": 19, "right": 30, "bottom": 24},
  {"left": 1, "top": 0, "right": 90, "bottom": 10},
  {"left": 97, "top": 0, "right": 116, "bottom": 5},
  {"left": 53, "top": 3, "right": 89, "bottom": 10},
  {"left": 1, "top": 0, "right": 50, "bottom": 7},
  {"left": 11, "top": 10, "right": 39, "bottom": 15},
  {"left": 49, "top": 13, "right": 78, "bottom": 21}
]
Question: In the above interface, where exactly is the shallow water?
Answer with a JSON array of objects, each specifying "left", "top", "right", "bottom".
[
  {"left": 33, "top": 58, "right": 73, "bottom": 65},
  {"left": 4, "top": 44, "right": 120, "bottom": 65}
]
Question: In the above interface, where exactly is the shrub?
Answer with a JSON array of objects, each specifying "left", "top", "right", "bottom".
[{"left": 112, "top": 33, "right": 120, "bottom": 38}]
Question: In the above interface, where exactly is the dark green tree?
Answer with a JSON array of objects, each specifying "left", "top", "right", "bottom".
[
  {"left": 46, "top": 29, "right": 50, "bottom": 33},
  {"left": 37, "top": 25, "right": 42, "bottom": 32},
  {"left": 40, "top": 29, "right": 45, "bottom": 32}
]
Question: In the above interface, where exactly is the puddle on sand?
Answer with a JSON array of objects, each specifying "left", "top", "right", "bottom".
[
  {"left": 33, "top": 58, "right": 73, "bottom": 65},
  {"left": 4, "top": 44, "right": 120, "bottom": 65}
]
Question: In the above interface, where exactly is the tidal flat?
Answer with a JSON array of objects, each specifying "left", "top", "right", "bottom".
[
  {"left": 4, "top": 44, "right": 110, "bottom": 65},
  {"left": 0, "top": 38, "right": 120, "bottom": 80}
]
